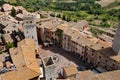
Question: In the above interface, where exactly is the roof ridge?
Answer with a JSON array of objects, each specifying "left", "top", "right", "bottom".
[{"left": 27, "top": 66, "right": 40, "bottom": 75}]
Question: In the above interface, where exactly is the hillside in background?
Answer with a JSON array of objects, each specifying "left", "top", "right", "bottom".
[
  {"left": 0, "top": 0, "right": 120, "bottom": 10},
  {"left": 0, "top": 0, "right": 120, "bottom": 31},
  {"left": 96, "top": 0, "right": 117, "bottom": 7}
]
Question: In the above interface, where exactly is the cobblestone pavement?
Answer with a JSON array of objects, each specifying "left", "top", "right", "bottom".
[{"left": 38, "top": 45, "right": 91, "bottom": 75}]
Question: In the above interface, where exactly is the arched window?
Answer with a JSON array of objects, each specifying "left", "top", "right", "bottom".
[
  {"left": 32, "top": 36, "right": 33, "bottom": 39},
  {"left": 30, "top": 21, "right": 32, "bottom": 23}
]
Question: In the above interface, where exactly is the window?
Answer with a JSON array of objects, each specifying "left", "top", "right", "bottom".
[
  {"left": 98, "top": 62, "right": 100, "bottom": 64},
  {"left": 81, "top": 56, "right": 83, "bottom": 60},
  {"left": 32, "top": 36, "right": 33, "bottom": 39},
  {"left": 78, "top": 54, "right": 80, "bottom": 57},
  {"left": 101, "top": 47, "right": 104, "bottom": 49},
  {"left": 105, "top": 60, "right": 108, "bottom": 62},
  {"left": 91, "top": 53, "right": 94, "bottom": 56},
  {"left": 7, "top": 31, "right": 10, "bottom": 33},
  {"left": 105, "top": 66, "right": 107, "bottom": 69},
  {"left": 90, "top": 61, "right": 93, "bottom": 64},
  {"left": 64, "top": 37, "right": 66, "bottom": 40},
  {"left": 113, "top": 64, "right": 115, "bottom": 67},
  {"left": 86, "top": 58, "right": 88, "bottom": 61},
  {"left": 82, "top": 46, "right": 84, "bottom": 49},
  {"left": 99, "top": 56, "right": 101, "bottom": 59},
  {"left": 76, "top": 48, "right": 77, "bottom": 51},
  {"left": 30, "top": 21, "right": 32, "bottom": 23},
  {"left": 86, "top": 48, "right": 88, "bottom": 51}
]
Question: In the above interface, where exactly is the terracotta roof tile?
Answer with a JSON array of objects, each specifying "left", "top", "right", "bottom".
[
  {"left": 77, "top": 70, "right": 95, "bottom": 80},
  {"left": 63, "top": 65, "right": 78, "bottom": 77}
]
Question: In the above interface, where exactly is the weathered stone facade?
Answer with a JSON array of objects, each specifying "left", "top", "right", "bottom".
[
  {"left": 23, "top": 16, "right": 38, "bottom": 46},
  {"left": 112, "top": 22, "right": 120, "bottom": 54},
  {"left": 42, "top": 56, "right": 56, "bottom": 80},
  {"left": 37, "top": 19, "right": 120, "bottom": 72}
]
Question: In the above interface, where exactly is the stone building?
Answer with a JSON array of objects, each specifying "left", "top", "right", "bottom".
[
  {"left": 42, "top": 56, "right": 56, "bottom": 80},
  {"left": 43, "top": 20, "right": 61, "bottom": 42},
  {"left": 36, "top": 19, "right": 66, "bottom": 46},
  {"left": 78, "top": 69, "right": 120, "bottom": 80},
  {"left": 61, "top": 26, "right": 120, "bottom": 71},
  {"left": 112, "top": 22, "right": 120, "bottom": 54},
  {"left": 23, "top": 16, "right": 38, "bottom": 46},
  {"left": 0, "top": 39, "right": 41, "bottom": 80},
  {"left": 63, "top": 65, "right": 78, "bottom": 80},
  {"left": 36, "top": 22, "right": 45, "bottom": 42},
  {"left": 2, "top": 4, "right": 13, "bottom": 14},
  {"left": 36, "top": 18, "right": 120, "bottom": 71},
  {"left": 0, "top": 12, "right": 5, "bottom": 19},
  {"left": 63, "top": 28, "right": 77, "bottom": 52}
]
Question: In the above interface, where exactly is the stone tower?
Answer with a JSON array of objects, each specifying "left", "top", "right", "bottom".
[
  {"left": 42, "top": 56, "right": 56, "bottom": 80},
  {"left": 112, "top": 22, "right": 120, "bottom": 54},
  {"left": 23, "top": 16, "right": 38, "bottom": 46}
]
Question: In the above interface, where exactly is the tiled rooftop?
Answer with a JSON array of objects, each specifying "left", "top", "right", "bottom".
[
  {"left": 57, "top": 23, "right": 69, "bottom": 32},
  {"left": 65, "top": 27, "right": 115, "bottom": 56},
  {"left": 77, "top": 70, "right": 120, "bottom": 80},
  {"left": 63, "top": 65, "right": 78, "bottom": 77},
  {"left": 77, "top": 70, "right": 95, "bottom": 80},
  {"left": 1, "top": 67, "right": 40, "bottom": 80},
  {"left": 73, "top": 20, "right": 89, "bottom": 30},
  {"left": 10, "top": 39, "right": 40, "bottom": 73},
  {"left": 4, "top": 39, "right": 41, "bottom": 80},
  {"left": 110, "top": 55, "right": 120, "bottom": 62}
]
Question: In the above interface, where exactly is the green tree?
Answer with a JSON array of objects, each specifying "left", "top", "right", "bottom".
[
  {"left": 6, "top": 42, "right": 14, "bottom": 51},
  {"left": 50, "top": 13, "right": 55, "bottom": 17},
  {"left": 66, "top": 16, "right": 71, "bottom": 22},
  {"left": 40, "top": 14, "right": 47, "bottom": 18},
  {"left": 56, "top": 14, "right": 61, "bottom": 18},
  {"left": 1, "top": 35, "right": 6, "bottom": 45},
  {"left": 10, "top": 7, "right": 17, "bottom": 17},
  {"left": 56, "top": 29, "right": 63, "bottom": 46},
  {"left": 62, "top": 15, "right": 66, "bottom": 20},
  {"left": 74, "top": 19, "right": 77, "bottom": 22}
]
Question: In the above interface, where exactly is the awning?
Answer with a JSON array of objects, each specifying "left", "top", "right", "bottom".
[
  {"left": 96, "top": 67, "right": 107, "bottom": 73},
  {"left": 43, "top": 42, "right": 49, "bottom": 46},
  {"left": 49, "top": 42, "right": 54, "bottom": 45}
]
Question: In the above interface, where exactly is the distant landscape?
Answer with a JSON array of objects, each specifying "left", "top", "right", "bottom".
[{"left": 0, "top": 0, "right": 120, "bottom": 30}]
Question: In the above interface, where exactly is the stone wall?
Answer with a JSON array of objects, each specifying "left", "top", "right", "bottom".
[
  {"left": 23, "top": 16, "right": 38, "bottom": 46},
  {"left": 112, "top": 22, "right": 120, "bottom": 54}
]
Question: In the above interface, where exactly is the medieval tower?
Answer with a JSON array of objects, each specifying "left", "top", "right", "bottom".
[
  {"left": 112, "top": 22, "right": 120, "bottom": 54},
  {"left": 23, "top": 16, "right": 38, "bottom": 46},
  {"left": 42, "top": 56, "right": 56, "bottom": 80}
]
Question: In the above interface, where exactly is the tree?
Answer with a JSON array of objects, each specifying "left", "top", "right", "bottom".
[
  {"left": 6, "top": 42, "right": 14, "bottom": 51},
  {"left": 1, "top": 35, "right": 6, "bottom": 45},
  {"left": 50, "top": 13, "right": 55, "bottom": 17},
  {"left": 62, "top": 15, "right": 66, "bottom": 20},
  {"left": 56, "top": 14, "right": 61, "bottom": 18},
  {"left": 100, "top": 22, "right": 110, "bottom": 28},
  {"left": 40, "top": 14, "right": 47, "bottom": 18},
  {"left": 74, "top": 19, "right": 77, "bottom": 22},
  {"left": 10, "top": 7, "right": 17, "bottom": 17},
  {"left": 56, "top": 29, "right": 63, "bottom": 46},
  {"left": 66, "top": 16, "right": 71, "bottom": 22}
]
